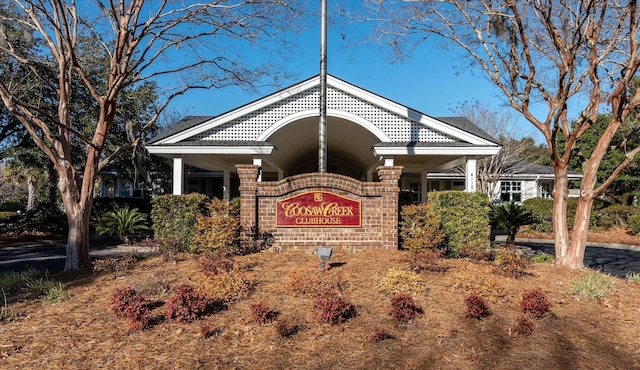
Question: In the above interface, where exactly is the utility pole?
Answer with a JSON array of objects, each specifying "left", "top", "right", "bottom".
[{"left": 318, "top": 0, "right": 327, "bottom": 173}]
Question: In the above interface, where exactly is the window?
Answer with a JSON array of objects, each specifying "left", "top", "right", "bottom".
[
  {"left": 539, "top": 182, "right": 552, "bottom": 199},
  {"left": 500, "top": 181, "right": 522, "bottom": 202}
]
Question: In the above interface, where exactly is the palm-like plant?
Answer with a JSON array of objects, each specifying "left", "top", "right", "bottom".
[
  {"left": 96, "top": 206, "right": 149, "bottom": 244},
  {"left": 489, "top": 202, "right": 538, "bottom": 245}
]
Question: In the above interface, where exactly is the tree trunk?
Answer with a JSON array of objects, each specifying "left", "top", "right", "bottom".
[
  {"left": 64, "top": 205, "right": 90, "bottom": 271},
  {"left": 26, "top": 177, "right": 37, "bottom": 211},
  {"left": 566, "top": 195, "right": 594, "bottom": 268},
  {"left": 551, "top": 164, "right": 572, "bottom": 265}
]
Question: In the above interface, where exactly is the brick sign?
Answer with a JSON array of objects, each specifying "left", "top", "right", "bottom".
[{"left": 276, "top": 191, "right": 361, "bottom": 227}]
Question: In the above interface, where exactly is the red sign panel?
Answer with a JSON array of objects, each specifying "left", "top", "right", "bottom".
[{"left": 276, "top": 191, "right": 361, "bottom": 227}]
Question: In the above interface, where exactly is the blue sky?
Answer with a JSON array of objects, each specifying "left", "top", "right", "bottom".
[{"left": 168, "top": 4, "right": 540, "bottom": 142}]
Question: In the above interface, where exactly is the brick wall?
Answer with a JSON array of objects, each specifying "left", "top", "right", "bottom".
[{"left": 236, "top": 165, "right": 402, "bottom": 251}]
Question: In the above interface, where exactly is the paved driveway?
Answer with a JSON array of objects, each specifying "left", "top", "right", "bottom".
[{"left": 0, "top": 238, "right": 152, "bottom": 274}]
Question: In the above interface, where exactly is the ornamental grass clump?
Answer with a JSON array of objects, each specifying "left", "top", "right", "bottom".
[{"left": 571, "top": 270, "right": 615, "bottom": 300}]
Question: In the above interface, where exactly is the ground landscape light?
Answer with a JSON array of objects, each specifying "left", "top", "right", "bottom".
[{"left": 317, "top": 247, "right": 332, "bottom": 269}]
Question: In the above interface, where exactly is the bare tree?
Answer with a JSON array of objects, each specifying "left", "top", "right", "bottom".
[
  {"left": 364, "top": 1, "right": 640, "bottom": 268},
  {"left": 0, "top": 1, "right": 304, "bottom": 270},
  {"left": 454, "top": 100, "right": 537, "bottom": 201}
]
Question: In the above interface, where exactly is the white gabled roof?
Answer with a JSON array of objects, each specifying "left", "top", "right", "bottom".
[{"left": 149, "top": 74, "right": 500, "bottom": 148}]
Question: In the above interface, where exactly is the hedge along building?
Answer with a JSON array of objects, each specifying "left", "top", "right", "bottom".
[{"left": 147, "top": 74, "right": 501, "bottom": 250}]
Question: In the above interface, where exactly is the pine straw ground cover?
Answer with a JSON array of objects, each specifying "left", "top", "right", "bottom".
[{"left": 1, "top": 249, "right": 640, "bottom": 369}]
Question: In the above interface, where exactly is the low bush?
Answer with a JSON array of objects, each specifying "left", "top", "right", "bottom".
[
  {"left": 522, "top": 198, "right": 553, "bottom": 233},
  {"left": 191, "top": 198, "right": 241, "bottom": 254},
  {"left": 108, "top": 287, "right": 150, "bottom": 331},
  {"left": 284, "top": 267, "right": 343, "bottom": 299},
  {"left": 429, "top": 191, "right": 489, "bottom": 257},
  {"left": 377, "top": 268, "right": 427, "bottom": 295},
  {"left": 275, "top": 318, "right": 300, "bottom": 338},
  {"left": 151, "top": 193, "right": 209, "bottom": 250},
  {"left": 368, "top": 327, "right": 395, "bottom": 343},
  {"left": 199, "top": 254, "right": 236, "bottom": 277},
  {"left": 597, "top": 205, "right": 639, "bottom": 229},
  {"left": 627, "top": 213, "right": 640, "bottom": 235},
  {"left": 250, "top": 301, "right": 278, "bottom": 325},
  {"left": 313, "top": 296, "right": 356, "bottom": 325},
  {"left": 388, "top": 293, "right": 423, "bottom": 323},
  {"left": 464, "top": 294, "right": 491, "bottom": 319},
  {"left": 405, "top": 249, "right": 445, "bottom": 273},
  {"left": 520, "top": 288, "right": 551, "bottom": 318},
  {"left": 205, "top": 271, "right": 253, "bottom": 302},
  {"left": 399, "top": 203, "right": 445, "bottom": 252},
  {"left": 0, "top": 271, "right": 23, "bottom": 293},
  {"left": 165, "top": 284, "right": 210, "bottom": 322},
  {"left": 489, "top": 202, "right": 537, "bottom": 245},
  {"left": 512, "top": 315, "right": 534, "bottom": 336},
  {"left": 494, "top": 248, "right": 530, "bottom": 278},
  {"left": 571, "top": 270, "right": 615, "bottom": 300}
]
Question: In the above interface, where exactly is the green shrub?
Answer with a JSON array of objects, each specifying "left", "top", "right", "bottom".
[
  {"left": 522, "top": 198, "right": 553, "bottom": 233},
  {"left": 428, "top": 191, "right": 489, "bottom": 257},
  {"left": 191, "top": 198, "right": 241, "bottom": 253},
  {"left": 96, "top": 206, "right": 149, "bottom": 244},
  {"left": 493, "top": 248, "right": 530, "bottom": 278},
  {"left": 151, "top": 193, "right": 209, "bottom": 250},
  {"left": 628, "top": 213, "right": 640, "bottom": 234},
  {"left": 399, "top": 203, "right": 446, "bottom": 252},
  {"left": 597, "top": 205, "right": 639, "bottom": 229},
  {"left": 489, "top": 202, "right": 537, "bottom": 244},
  {"left": 571, "top": 270, "right": 615, "bottom": 299},
  {"left": 531, "top": 252, "right": 555, "bottom": 263}
]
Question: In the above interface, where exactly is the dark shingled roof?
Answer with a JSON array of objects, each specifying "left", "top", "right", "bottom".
[
  {"left": 147, "top": 116, "right": 214, "bottom": 144},
  {"left": 434, "top": 117, "right": 499, "bottom": 144}
]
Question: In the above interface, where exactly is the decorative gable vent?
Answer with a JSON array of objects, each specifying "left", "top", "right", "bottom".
[{"left": 194, "top": 86, "right": 456, "bottom": 143}]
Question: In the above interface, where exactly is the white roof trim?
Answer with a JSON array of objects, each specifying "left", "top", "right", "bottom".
[
  {"left": 154, "top": 75, "right": 496, "bottom": 146},
  {"left": 147, "top": 145, "right": 274, "bottom": 155},
  {"left": 373, "top": 146, "right": 501, "bottom": 156},
  {"left": 257, "top": 108, "right": 391, "bottom": 142}
]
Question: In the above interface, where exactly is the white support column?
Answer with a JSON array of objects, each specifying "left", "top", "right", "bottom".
[
  {"left": 253, "top": 157, "right": 262, "bottom": 182},
  {"left": 421, "top": 171, "right": 428, "bottom": 203},
  {"left": 172, "top": 157, "right": 184, "bottom": 195},
  {"left": 223, "top": 170, "right": 230, "bottom": 201},
  {"left": 384, "top": 157, "right": 394, "bottom": 167},
  {"left": 465, "top": 156, "right": 477, "bottom": 192}
]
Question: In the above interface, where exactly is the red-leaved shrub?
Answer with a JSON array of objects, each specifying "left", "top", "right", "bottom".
[
  {"left": 313, "top": 296, "right": 356, "bottom": 325},
  {"left": 512, "top": 315, "right": 534, "bottom": 336},
  {"left": 368, "top": 327, "right": 395, "bottom": 343},
  {"left": 388, "top": 293, "right": 423, "bottom": 323},
  {"left": 108, "top": 286, "right": 150, "bottom": 331},
  {"left": 520, "top": 288, "right": 551, "bottom": 318},
  {"left": 464, "top": 294, "right": 491, "bottom": 319},
  {"left": 165, "top": 284, "right": 210, "bottom": 322},
  {"left": 250, "top": 301, "right": 278, "bottom": 325}
]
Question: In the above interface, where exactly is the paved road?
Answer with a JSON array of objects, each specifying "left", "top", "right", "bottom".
[
  {"left": 1, "top": 237, "right": 639, "bottom": 278},
  {"left": 0, "top": 238, "right": 152, "bottom": 274}
]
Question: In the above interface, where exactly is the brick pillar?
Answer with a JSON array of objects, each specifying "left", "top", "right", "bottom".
[
  {"left": 377, "top": 166, "right": 403, "bottom": 250},
  {"left": 236, "top": 165, "right": 260, "bottom": 230}
]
